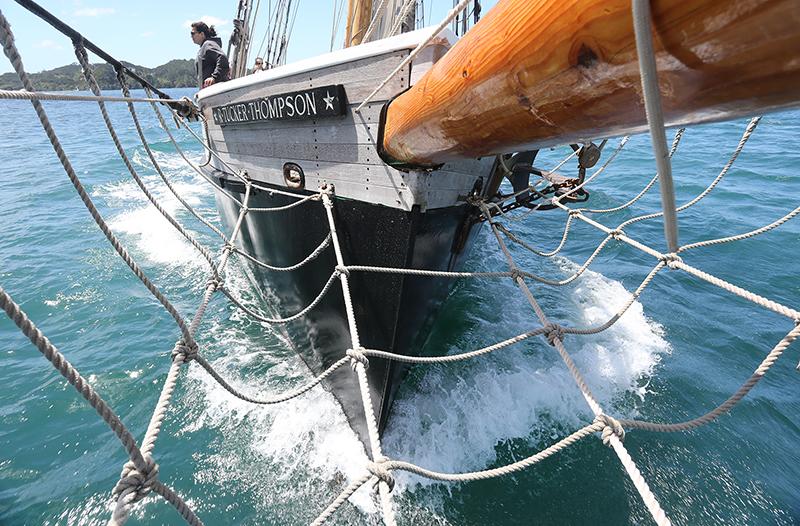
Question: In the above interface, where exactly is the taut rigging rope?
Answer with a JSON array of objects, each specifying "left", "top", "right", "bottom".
[{"left": 1, "top": 3, "right": 798, "bottom": 526}]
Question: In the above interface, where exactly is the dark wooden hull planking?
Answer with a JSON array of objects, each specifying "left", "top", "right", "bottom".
[{"left": 209, "top": 173, "right": 485, "bottom": 450}]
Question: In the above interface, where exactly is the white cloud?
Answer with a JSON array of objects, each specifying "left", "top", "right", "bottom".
[
  {"left": 33, "top": 40, "right": 65, "bottom": 50},
  {"left": 183, "top": 16, "right": 229, "bottom": 29},
  {"left": 140, "top": 31, "right": 155, "bottom": 37},
  {"left": 73, "top": 8, "right": 116, "bottom": 17}
]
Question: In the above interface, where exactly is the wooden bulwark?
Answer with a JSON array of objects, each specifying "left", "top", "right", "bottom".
[
  {"left": 381, "top": 0, "right": 800, "bottom": 167},
  {"left": 200, "top": 43, "right": 494, "bottom": 212}
]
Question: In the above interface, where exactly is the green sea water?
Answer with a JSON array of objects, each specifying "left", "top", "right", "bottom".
[{"left": 1, "top": 89, "right": 799, "bottom": 526}]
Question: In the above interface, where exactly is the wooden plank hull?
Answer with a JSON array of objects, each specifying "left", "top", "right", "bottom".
[
  {"left": 196, "top": 29, "right": 496, "bottom": 452},
  {"left": 198, "top": 29, "right": 489, "bottom": 212},
  {"left": 381, "top": 0, "right": 800, "bottom": 167},
  {"left": 209, "top": 174, "right": 484, "bottom": 452}
]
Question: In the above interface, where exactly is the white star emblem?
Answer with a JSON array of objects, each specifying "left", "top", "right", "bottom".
[{"left": 323, "top": 91, "right": 335, "bottom": 110}]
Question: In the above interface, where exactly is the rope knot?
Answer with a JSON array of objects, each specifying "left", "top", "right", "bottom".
[
  {"left": 608, "top": 229, "right": 624, "bottom": 240},
  {"left": 206, "top": 275, "right": 224, "bottom": 292},
  {"left": 112, "top": 456, "right": 159, "bottom": 504},
  {"left": 222, "top": 243, "right": 236, "bottom": 256},
  {"left": 658, "top": 253, "right": 683, "bottom": 269},
  {"left": 346, "top": 348, "right": 369, "bottom": 371},
  {"left": 466, "top": 195, "right": 483, "bottom": 207},
  {"left": 336, "top": 265, "right": 350, "bottom": 278},
  {"left": 543, "top": 323, "right": 565, "bottom": 346},
  {"left": 509, "top": 268, "right": 524, "bottom": 283},
  {"left": 171, "top": 339, "right": 198, "bottom": 363},
  {"left": 367, "top": 456, "right": 395, "bottom": 492},
  {"left": 174, "top": 96, "right": 200, "bottom": 121},
  {"left": 594, "top": 413, "right": 625, "bottom": 447}
]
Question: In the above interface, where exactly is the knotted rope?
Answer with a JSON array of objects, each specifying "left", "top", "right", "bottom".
[
  {"left": 543, "top": 323, "right": 566, "bottom": 347},
  {"left": 509, "top": 267, "right": 525, "bottom": 283},
  {"left": 112, "top": 456, "right": 160, "bottom": 509},
  {"left": 3, "top": 4, "right": 798, "bottom": 526},
  {"left": 658, "top": 253, "right": 683, "bottom": 269},
  {"left": 595, "top": 414, "right": 626, "bottom": 446},
  {"left": 367, "top": 456, "right": 395, "bottom": 492},
  {"left": 171, "top": 339, "right": 199, "bottom": 364},
  {"left": 347, "top": 347, "right": 370, "bottom": 371},
  {"left": 206, "top": 275, "right": 224, "bottom": 293},
  {"left": 609, "top": 229, "right": 625, "bottom": 241}
]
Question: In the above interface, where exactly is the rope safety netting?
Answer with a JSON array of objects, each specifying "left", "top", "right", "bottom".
[{"left": 1, "top": 3, "right": 799, "bottom": 526}]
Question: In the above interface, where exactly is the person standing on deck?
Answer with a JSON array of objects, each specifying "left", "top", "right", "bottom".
[
  {"left": 249, "top": 58, "right": 264, "bottom": 74},
  {"left": 191, "top": 22, "right": 229, "bottom": 88}
]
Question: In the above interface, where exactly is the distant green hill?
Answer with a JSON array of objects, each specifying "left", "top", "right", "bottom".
[{"left": 0, "top": 59, "right": 196, "bottom": 91}]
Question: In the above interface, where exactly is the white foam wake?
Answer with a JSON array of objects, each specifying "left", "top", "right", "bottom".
[
  {"left": 94, "top": 149, "right": 379, "bottom": 515},
  {"left": 98, "top": 150, "right": 216, "bottom": 270},
  {"left": 383, "top": 256, "right": 670, "bottom": 488}
]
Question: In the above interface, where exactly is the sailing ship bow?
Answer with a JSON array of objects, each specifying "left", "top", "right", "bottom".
[{"left": 380, "top": 0, "right": 800, "bottom": 167}]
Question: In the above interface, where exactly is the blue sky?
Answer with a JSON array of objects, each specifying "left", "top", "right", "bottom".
[{"left": 0, "top": 0, "right": 495, "bottom": 75}]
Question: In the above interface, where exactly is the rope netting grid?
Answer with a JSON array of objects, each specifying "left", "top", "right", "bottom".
[
  {"left": 2, "top": 4, "right": 800, "bottom": 526},
  {"left": 0, "top": 13, "right": 386, "bottom": 526}
]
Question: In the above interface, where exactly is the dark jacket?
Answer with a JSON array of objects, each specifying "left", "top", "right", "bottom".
[{"left": 196, "top": 36, "right": 230, "bottom": 88}]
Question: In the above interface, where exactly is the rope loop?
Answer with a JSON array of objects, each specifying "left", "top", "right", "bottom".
[
  {"left": 367, "top": 456, "right": 395, "bottom": 492},
  {"left": 171, "top": 338, "right": 199, "bottom": 363},
  {"left": 347, "top": 347, "right": 369, "bottom": 371},
  {"left": 336, "top": 265, "right": 350, "bottom": 278},
  {"left": 112, "top": 456, "right": 159, "bottom": 504},
  {"left": 594, "top": 414, "right": 625, "bottom": 447},
  {"left": 609, "top": 229, "right": 624, "bottom": 240},
  {"left": 509, "top": 268, "right": 525, "bottom": 283},
  {"left": 658, "top": 253, "right": 683, "bottom": 269},
  {"left": 543, "top": 323, "right": 565, "bottom": 346}
]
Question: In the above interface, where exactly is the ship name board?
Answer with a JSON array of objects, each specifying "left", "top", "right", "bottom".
[{"left": 211, "top": 85, "right": 346, "bottom": 126}]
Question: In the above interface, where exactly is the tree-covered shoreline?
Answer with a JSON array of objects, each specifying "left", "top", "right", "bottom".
[{"left": 0, "top": 59, "right": 196, "bottom": 91}]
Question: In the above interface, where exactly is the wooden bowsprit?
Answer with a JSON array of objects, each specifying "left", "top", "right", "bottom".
[{"left": 379, "top": 0, "right": 800, "bottom": 168}]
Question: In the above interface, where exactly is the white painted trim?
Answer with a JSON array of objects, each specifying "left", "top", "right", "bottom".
[{"left": 197, "top": 26, "right": 457, "bottom": 101}]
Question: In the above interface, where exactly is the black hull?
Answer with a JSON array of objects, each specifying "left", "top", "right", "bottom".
[{"left": 211, "top": 175, "right": 482, "bottom": 452}]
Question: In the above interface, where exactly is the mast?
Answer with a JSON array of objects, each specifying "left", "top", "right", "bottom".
[
  {"left": 345, "top": 0, "right": 374, "bottom": 47},
  {"left": 380, "top": 0, "right": 800, "bottom": 167},
  {"left": 227, "top": 0, "right": 253, "bottom": 79}
]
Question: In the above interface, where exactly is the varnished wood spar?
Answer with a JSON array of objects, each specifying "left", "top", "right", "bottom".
[
  {"left": 345, "top": 0, "right": 373, "bottom": 47},
  {"left": 381, "top": 0, "right": 800, "bottom": 167}
]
